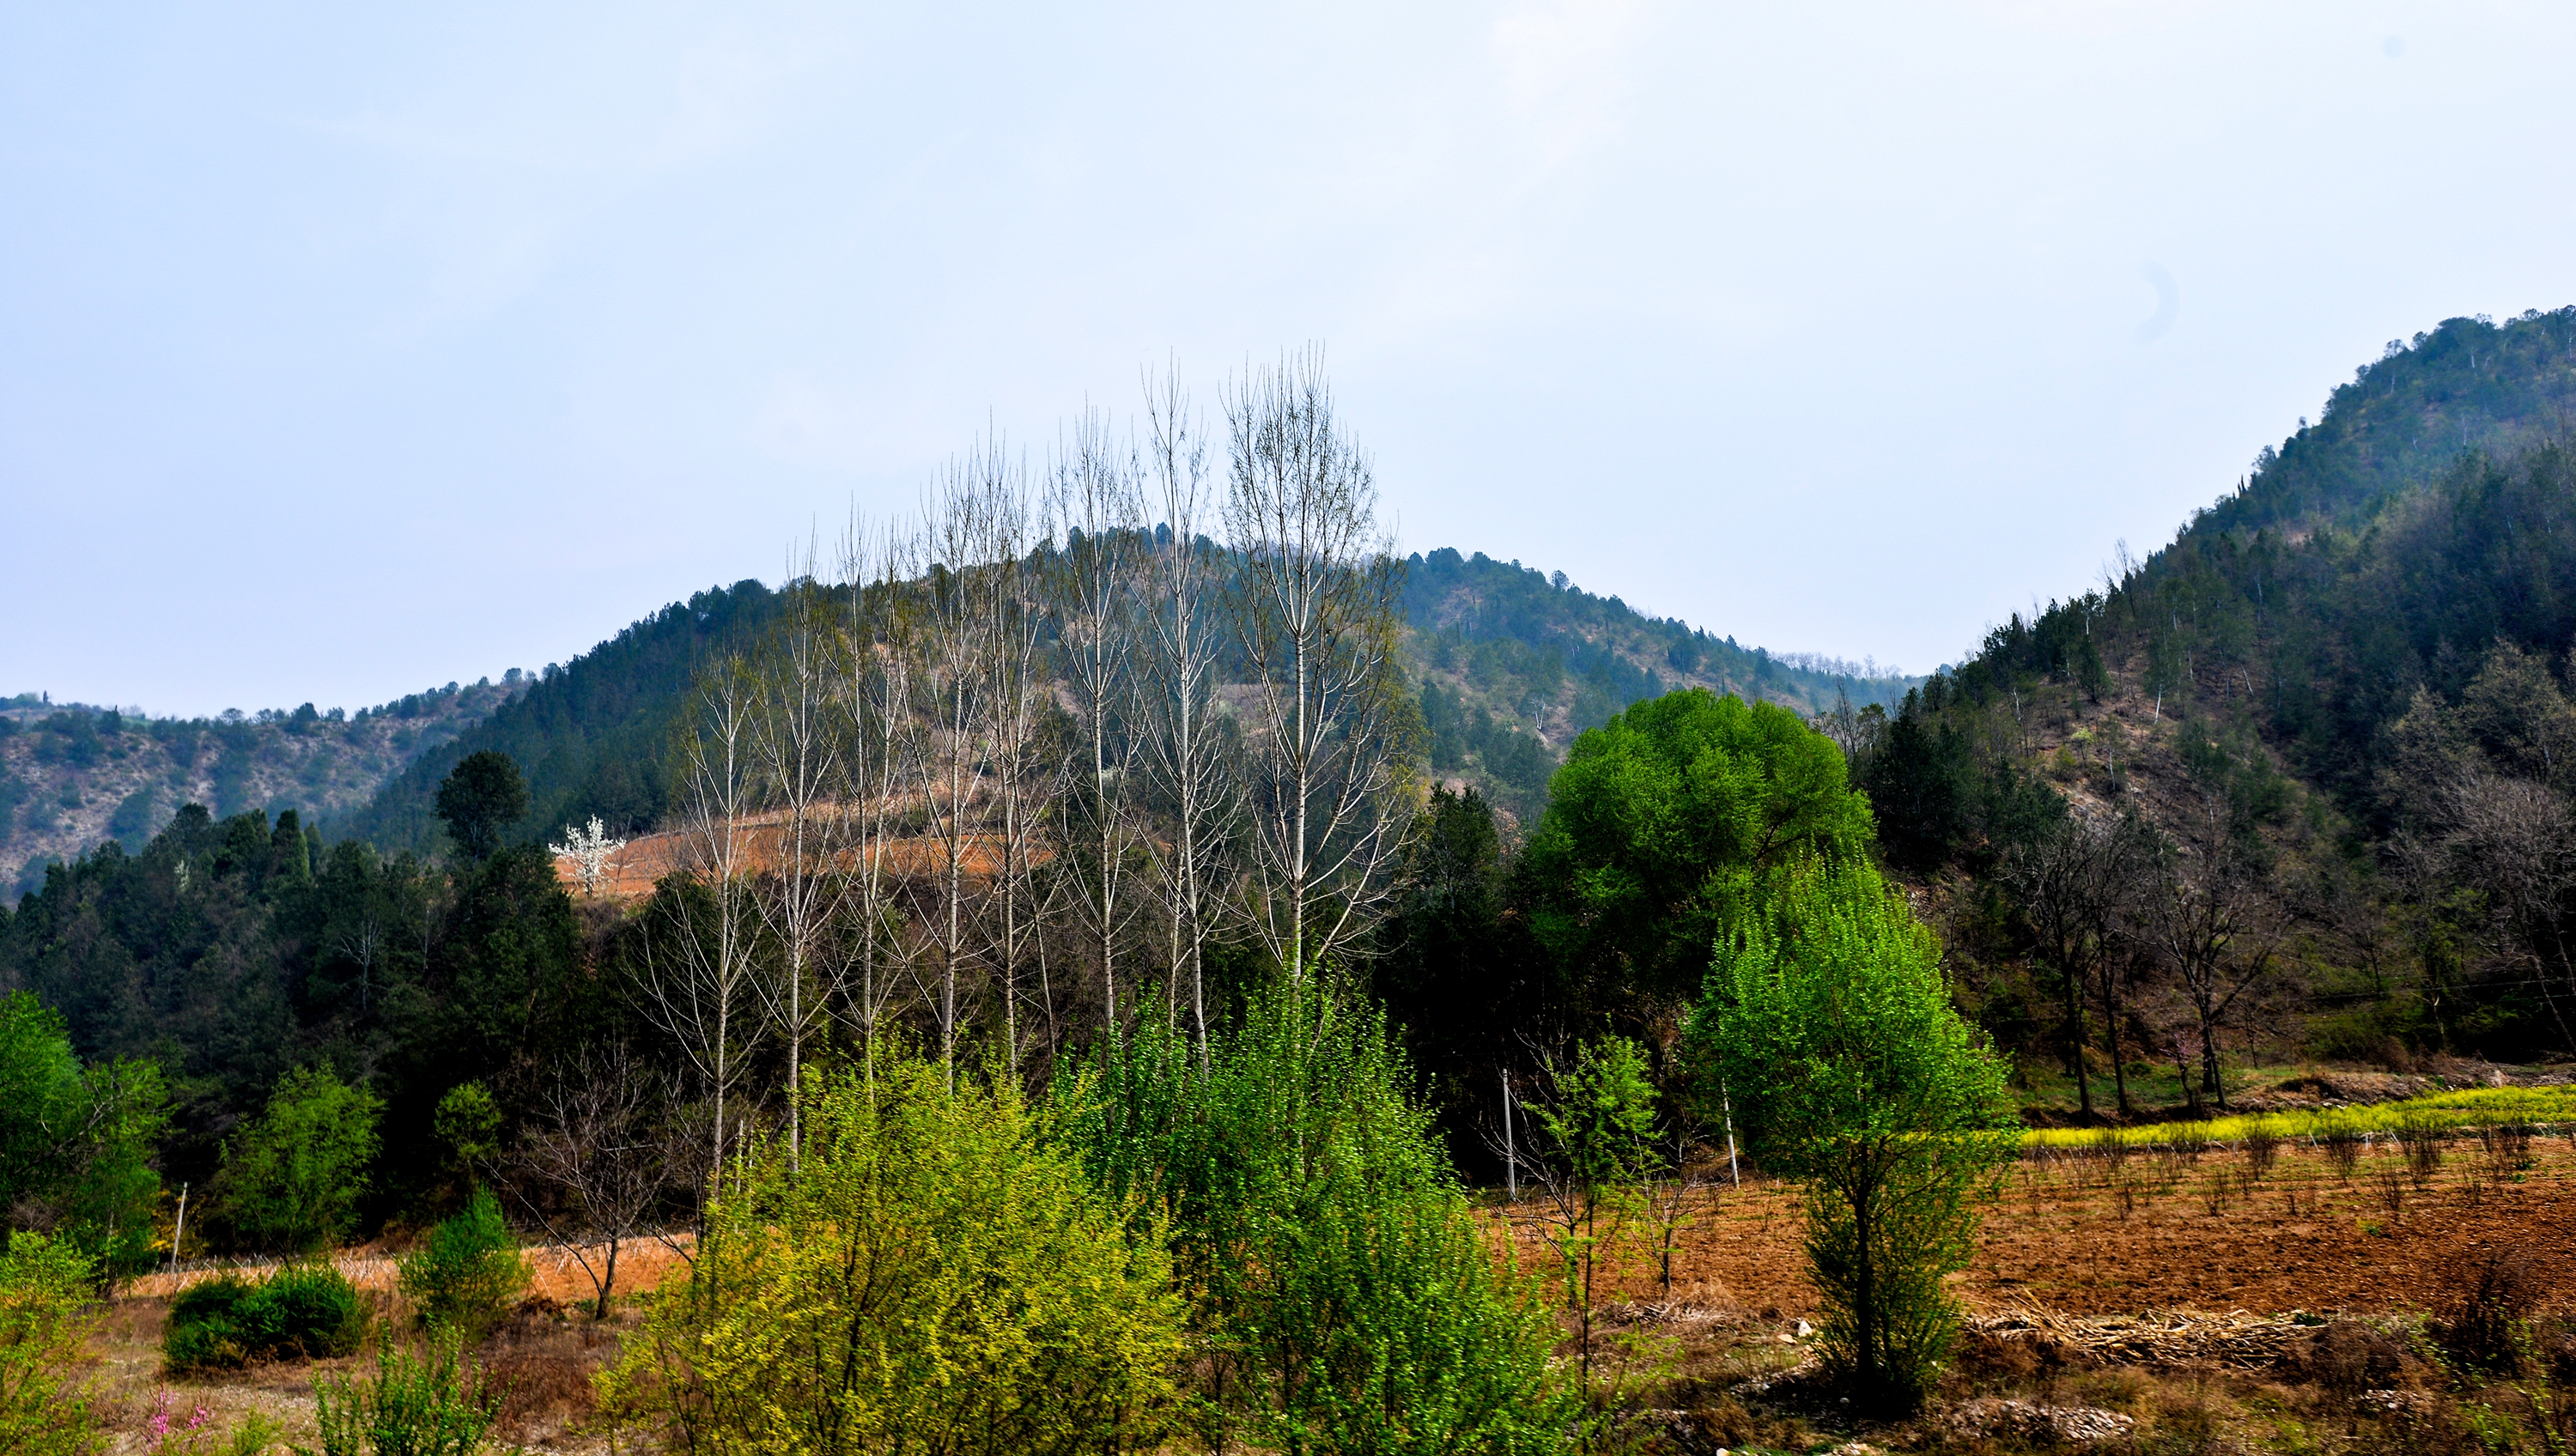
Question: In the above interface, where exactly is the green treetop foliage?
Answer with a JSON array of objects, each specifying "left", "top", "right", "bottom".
[
  {"left": 1522, "top": 688, "right": 1876, "bottom": 1016},
  {"left": 0, "top": 991, "right": 169, "bottom": 1279},
  {"left": 213, "top": 1064, "right": 383, "bottom": 1253},
  {"left": 1686, "top": 861, "right": 2017, "bottom": 1408},
  {"left": 432, "top": 751, "right": 527, "bottom": 863}
]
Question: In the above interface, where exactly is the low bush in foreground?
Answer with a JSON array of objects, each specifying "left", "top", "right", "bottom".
[
  {"left": 308, "top": 1335, "right": 504, "bottom": 1456},
  {"left": 602, "top": 1058, "right": 1184, "bottom": 1455},
  {"left": 0, "top": 1234, "right": 101, "bottom": 1456},
  {"left": 165, "top": 1261, "right": 369, "bottom": 1371}
]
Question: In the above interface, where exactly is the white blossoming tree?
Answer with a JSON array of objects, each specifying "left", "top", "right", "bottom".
[{"left": 549, "top": 816, "right": 628, "bottom": 896}]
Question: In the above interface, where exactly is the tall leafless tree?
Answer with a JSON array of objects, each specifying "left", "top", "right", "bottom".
[
  {"left": 1045, "top": 410, "right": 1148, "bottom": 1040},
  {"left": 908, "top": 444, "right": 1022, "bottom": 1085},
  {"left": 2147, "top": 793, "right": 2283, "bottom": 1108},
  {"left": 1222, "top": 349, "right": 1415, "bottom": 985},
  {"left": 505, "top": 1043, "right": 670, "bottom": 1318},
  {"left": 748, "top": 557, "right": 848, "bottom": 1169},
  {"left": 2441, "top": 772, "right": 2576, "bottom": 1050},
  {"left": 633, "top": 656, "right": 764, "bottom": 1188},
  {"left": 834, "top": 519, "right": 918, "bottom": 1084},
  {"left": 2002, "top": 810, "right": 2153, "bottom": 1118},
  {"left": 980, "top": 472, "right": 1054, "bottom": 1078},
  {"left": 1139, "top": 370, "right": 1237, "bottom": 1051}
]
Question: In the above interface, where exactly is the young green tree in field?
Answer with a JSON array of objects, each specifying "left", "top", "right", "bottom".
[
  {"left": 397, "top": 1186, "right": 528, "bottom": 1341},
  {"left": 1525, "top": 1034, "right": 1660, "bottom": 1386},
  {"left": 213, "top": 1065, "right": 382, "bottom": 1253},
  {"left": 1687, "top": 863, "right": 2016, "bottom": 1409}
]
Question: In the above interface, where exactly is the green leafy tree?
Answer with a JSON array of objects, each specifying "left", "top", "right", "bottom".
[
  {"left": 1068, "top": 980, "right": 1575, "bottom": 1455},
  {"left": 432, "top": 1082, "right": 500, "bottom": 1186},
  {"left": 433, "top": 751, "right": 529, "bottom": 862},
  {"left": 1523, "top": 689, "right": 1874, "bottom": 1014},
  {"left": 0, "top": 991, "right": 169, "bottom": 1278},
  {"left": 1686, "top": 862, "right": 2016, "bottom": 1409},
  {"left": 605, "top": 1058, "right": 1183, "bottom": 1455},
  {"left": 214, "top": 1065, "right": 382, "bottom": 1253}
]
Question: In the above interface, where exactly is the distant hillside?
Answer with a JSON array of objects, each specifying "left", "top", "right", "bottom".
[
  {"left": 2193, "top": 306, "right": 2576, "bottom": 538},
  {"left": 1917, "top": 306, "right": 2576, "bottom": 824},
  {"left": 330, "top": 579, "right": 787, "bottom": 858},
  {"left": 1403, "top": 549, "right": 1911, "bottom": 820},
  {"left": 0, "top": 680, "right": 520, "bottom": 901},
  {"left": 1861, "top": 302, "right": 2576, "bottom": 1067}
]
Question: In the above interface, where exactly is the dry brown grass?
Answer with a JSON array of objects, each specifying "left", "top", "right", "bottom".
[{"left": 88, "top": 1243, "right": 676, "bottom": 1455}]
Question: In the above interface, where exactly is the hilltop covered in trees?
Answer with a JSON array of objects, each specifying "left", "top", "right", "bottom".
[
  {"left": 0, "top": 680, "right": 521, "bottom": 901},
  {"left": 321, "top": 546, "right": 1901, "bottom": 862},
  {"left": 1850, "top": 305, "right": 2576, "bottom": 1104}
]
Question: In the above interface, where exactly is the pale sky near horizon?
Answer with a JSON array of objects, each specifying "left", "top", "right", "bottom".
[{"left": 6, "top": 3, "right": 2574, "bottom": 718}]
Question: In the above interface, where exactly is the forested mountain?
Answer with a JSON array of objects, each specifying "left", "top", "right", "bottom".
[
  {"left": 2191, "top": 307, "right": 2576, "bottom": 538},
  {"left": 328, "top": 580, "right": 785, "bottom": 858},
  {"left": 335, "top": 552, "right": 1904, "bottom": 857},
  {"left": 0, "top": 681, "right": 521, "bottom": 901},
  {"left": 1854, "top": 304, "right": 2576, "bottom": 1094}
]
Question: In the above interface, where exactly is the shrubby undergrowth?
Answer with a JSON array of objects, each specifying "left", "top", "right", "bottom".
[
  {"left": 603, "top": 1056, "right": 1185, "bottom": 1455},
  {"left": 164, "top": 1260, "right": 370, "bottom": 1371},
  {"left": 1066, "top": 979, "right": 1577, "bottom": 1453},
  {"left": 604, "top": 982, "right": 1577, "bottom": 1455},
  {"left": 396, "top": 1186, "right": 527, "bottom": 1340}
]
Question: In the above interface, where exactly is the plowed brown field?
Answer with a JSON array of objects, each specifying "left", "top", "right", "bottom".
[{"left": 1498, "top": 1132, "right": 2576, "bottom": 1320}]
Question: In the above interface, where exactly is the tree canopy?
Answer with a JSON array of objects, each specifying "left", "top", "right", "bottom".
[{"left": 1522, "top": 689, "right": 1874, "bottom": 1010}]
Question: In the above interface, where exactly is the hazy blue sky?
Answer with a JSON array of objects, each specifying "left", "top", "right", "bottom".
[{"left": 6, "top": 3, "right": 2573, "bottom": 717}]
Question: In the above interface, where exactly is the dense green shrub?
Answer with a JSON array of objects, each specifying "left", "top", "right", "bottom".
[
  {"left": 164, "top": 1262, "right": 369, "bottom": 1371},
  {"left": 603, "top": 1059, "right": 1182, "bottom": 1455},
  {"left": 396, "top": 1187, "right": 527, "bottom": 1340},
  {"left": 1068, "top": 980, "right": 1576, "bottom": 1454}
]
